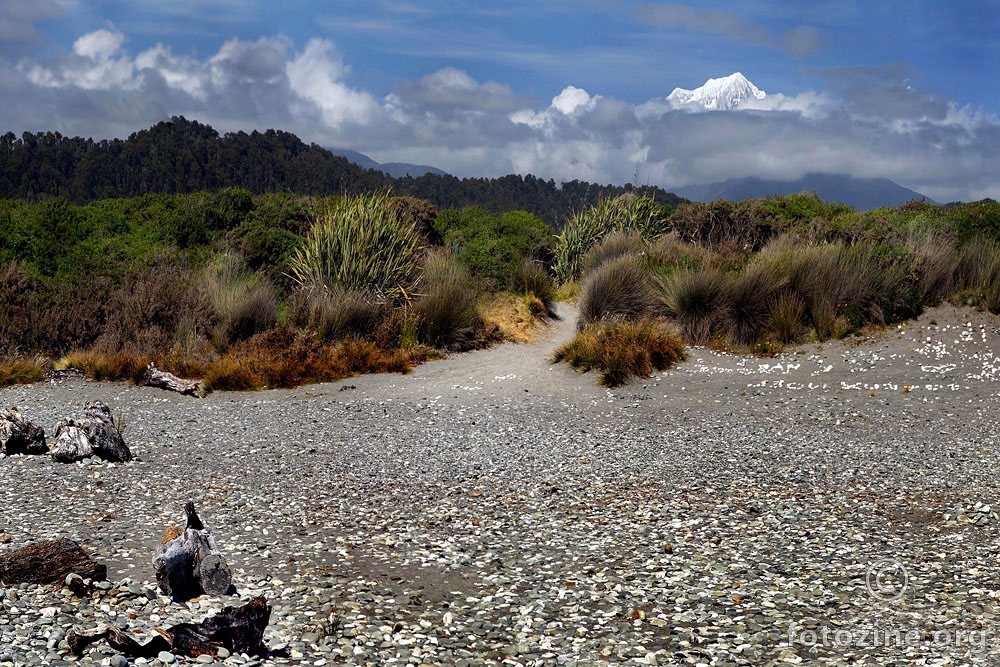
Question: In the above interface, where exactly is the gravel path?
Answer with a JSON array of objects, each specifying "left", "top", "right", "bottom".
[{"left": 3, "top": 304, "right": 1000, "bottom": 666}]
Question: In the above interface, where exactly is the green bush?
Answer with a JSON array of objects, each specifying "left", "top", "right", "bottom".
[
  {"left": 289, "top": 191, "right": 424, "bottom": 300},
  {"left": 434, "top": 207, "right": 552, "bottom": 290}
]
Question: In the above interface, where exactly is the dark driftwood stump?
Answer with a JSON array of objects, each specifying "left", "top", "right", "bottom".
[
  {"left": 50, "top": 401, "right": 132, "bottom": 463},
  {"left": 153, "top": 502, "right": 232, "bottom": 600},
  {"left": 0, "top": 538, "right": 107, "bottom": 585},
  {"left": 0, "top": 407, "right": 47, "bottom": 455},
  {"left": 67, "top": 595, "right": 271, "bottom": 658},
  {"left": 143, "top": 362, "right": 202, "bottom": 397}
]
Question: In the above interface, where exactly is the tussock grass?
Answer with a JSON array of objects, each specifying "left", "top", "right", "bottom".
[
  {"left": 56, "top": 351, "right": 151, "bottom": 384},
  {"left": 578, "top": 255, "right": 660, "bottom": 329},
  {"left": 553, "top": 319, "right": 685, "bottom": 387},
  {"left": 288, "top": 191, "right": 423, "bottom": 301},
  {"left": 290, "top": 288, "right": 386, "bottom": 343},
  {"left": 203, "top": 252, "right": 278, "bottom": 347},
  {"left": 580, "top": 231, "right": 647, "bottom": 277},
  {"left": 0, "top": 357, "right": 48, "bottom": 388},
  {"left": 658, "top": 266, "right": 725, "bottom": 345},
  {"left": 511, "top": 258, "right": 557, "bottom": 318},
  {"left": 414, "top": 253, "right": 481, "bottom": 349}
]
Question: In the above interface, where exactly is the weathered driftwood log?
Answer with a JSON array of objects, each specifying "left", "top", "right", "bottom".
[
  {"left": 143, "top": 362, "right": 203, "bottom": 397},
  {"left": 50, "top": 400, "right": 132, "bottom": 463},
  {"left": 0, "top": 538, "right": 107, "bottom": 585},
  {"left": 0, "top": 406, "right": 47, "bottom": 455},
  {"left": 153, "top": 502, "right": 232, "bottom": 600},
  {"left": 67, "top": 595, "right": 271, "bottom": 658}
]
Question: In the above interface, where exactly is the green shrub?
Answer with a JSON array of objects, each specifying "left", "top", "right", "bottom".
[
  {"left": 553, "top": 319, "right": 685, "bottom": 387},
  {"left": 554, "top": 195, "right": 667, "bottom": 281},
  {"left": 578, "top": 255, "right": 660, "bottom": 329},
  {"left": 434, "top": 207, "right": 553, "bottom": 290},
  {"left": 288, "top": 191, "right": 424, "bottom": 300},
  {"left": 414, "top": 253, "right": 481, "bottom": 349}
]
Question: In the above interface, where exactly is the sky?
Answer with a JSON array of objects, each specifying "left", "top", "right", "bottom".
[{"left": 1, "top": 0, "right": 998, "bottom": 202}]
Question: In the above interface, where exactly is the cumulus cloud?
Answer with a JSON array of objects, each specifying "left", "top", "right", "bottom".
[{"left": 1, "top": 29, "right": 999, "bottom": 202}]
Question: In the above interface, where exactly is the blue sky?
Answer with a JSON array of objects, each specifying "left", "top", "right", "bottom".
[{"left": 1, "top": 0, "right": 998, "bottom": 201}]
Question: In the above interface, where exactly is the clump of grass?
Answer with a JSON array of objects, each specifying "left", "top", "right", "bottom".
[
  {"left": 578, "top": 255, "right": 660, "bottom": 329},
  {"left": 414, "top": 253, "right": 481, "bottom": 349},
  {"left": 56, "top": 351, "right": 150, "bottom": 384},
  {"left": 288, "top": 191, "right": 424, "bottom": 301},
  {"left": 648, "top": 232, "right": 716, "bottom": 270},
  {"left": 203, "top": 252, "right": 279, "bottom": 347},
  {"left": 554, "top": 195, "right": 667, "bottom": 281},
  {"left": 658, "top": 266, "right": 725, "bottom": 345},
  {"left": 580, "top": 231, "right": 647, "bottom": 276},
  {"left": 908, "top": 231, "right": 957, "bottom": 306},
  {"left": 290, "top": 288, "right": 386, "bottom": 343},
  {"left": 511, "top": 258, "right": 557, "bottom": 318},
  {"left": 553, "top": 319, "right": 685, "bottom": 387},
  {"left": 0, "top": 357, "right": 48, "bottom": 388},
  {"left": 724, "top": 260, "right": 787, "bottom": 346},
  {"left": 770, "top": 292, "right": 806, "bottom": 344}
]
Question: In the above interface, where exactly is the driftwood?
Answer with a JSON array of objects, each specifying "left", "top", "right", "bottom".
[
  {"left": 153, "top": 502, "right": 232, "bottom": 600},
  {"left": 50, "top": 400, "right": 132, "bottom": 463},
  {"left": 0, "top": 538, "right": 107, "bottom": 585},
  {"left": 67, "top": 595, "right": 271, "bottom": 658},
  {"left": 0, "top": 407, "right": 47, "bottom": 455},
  {"left": 143, "top": 362, "right": 202, "bottom": 397}
]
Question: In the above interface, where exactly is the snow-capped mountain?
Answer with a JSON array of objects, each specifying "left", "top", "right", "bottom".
[{"left": 667, "top": 72, "right": 766, "bottom": 110}]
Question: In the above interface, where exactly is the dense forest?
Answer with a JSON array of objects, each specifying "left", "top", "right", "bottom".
[{"left": 0, "top": 117, "right": 683, "bottom": 227}]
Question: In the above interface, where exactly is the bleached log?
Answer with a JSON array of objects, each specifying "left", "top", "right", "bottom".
[
  {"left": 143, "top": 362, "right": 202, "bottom": 397},
  {"left": 50, "top": 401, "right": 132, "bottom": 463},
  {"left": 0, "top": 407, "right": 47, "bottom": 455}
]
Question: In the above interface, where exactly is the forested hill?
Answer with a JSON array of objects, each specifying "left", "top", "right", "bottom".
[{"left": 0, "top": 116, "right": 683, "bottom": 226}]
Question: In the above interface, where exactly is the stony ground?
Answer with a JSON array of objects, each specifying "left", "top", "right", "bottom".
[{"left": 3, "top": 304, "right": 1000, "bottom": 666}]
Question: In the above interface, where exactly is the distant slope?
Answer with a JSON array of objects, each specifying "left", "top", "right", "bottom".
[
  {"left": 331, "top": 148, "right": 446, "bottom": 179},
  {"left": 675, "top": 173, "right": 936, "bottom": 210}
]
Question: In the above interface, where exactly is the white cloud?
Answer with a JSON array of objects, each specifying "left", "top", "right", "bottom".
[
  {"left": 3, "top": 29, "right": 1000, "bottom": 202},
  {"left": 286, "top": 38, "right": 381, "bottom": 128}
]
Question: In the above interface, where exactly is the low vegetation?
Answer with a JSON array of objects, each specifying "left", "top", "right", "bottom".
[
  {"left": 1, "top": 183, "right": 999, "bottom": 390},
  {"left": 554, "top": 193, "right": 1000, "bottom": 384}
]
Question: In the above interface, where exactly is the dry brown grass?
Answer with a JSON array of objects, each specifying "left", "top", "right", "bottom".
[
  {"left": 553, "top": 318, "right": 685, "bottom": 387},
  {"left": 0, "top": 357, "right": 48, "bottom": 388},
  {"left": 479, "top": 292, "right": 544, "bottom": 343}
]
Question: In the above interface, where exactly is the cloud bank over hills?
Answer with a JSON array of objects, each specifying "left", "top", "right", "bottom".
[{"left": 3, "top": 30, "right": 998, "bottom": 203}]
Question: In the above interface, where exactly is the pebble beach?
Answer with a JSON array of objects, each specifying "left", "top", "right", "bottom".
[{"left": 3, "top": 303, "right": 1000, "bottom": 666}]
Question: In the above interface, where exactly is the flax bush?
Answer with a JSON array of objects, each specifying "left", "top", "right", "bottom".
[{"left": 288, "top": 192, "right": 424, "bottom": 301}]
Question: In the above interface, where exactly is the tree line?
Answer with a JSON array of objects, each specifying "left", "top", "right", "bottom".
[{"left": 0, "top": 117, "right": 683, "bottom": 228}]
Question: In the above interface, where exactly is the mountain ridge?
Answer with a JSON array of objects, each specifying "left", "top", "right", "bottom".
[{"left": 674, "top": 173, "right": 937, "bottom": 210}]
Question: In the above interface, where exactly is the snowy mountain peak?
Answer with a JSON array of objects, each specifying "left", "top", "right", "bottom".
[{"left": 667, "top": 72, "right": 766, "bottom": 110}]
